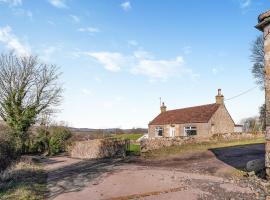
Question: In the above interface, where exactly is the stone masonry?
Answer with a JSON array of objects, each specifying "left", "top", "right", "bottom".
[{"left": 256, "top": 9, "right": 270, "bottom": 179}]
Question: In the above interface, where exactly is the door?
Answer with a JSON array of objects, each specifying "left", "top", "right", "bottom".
[{"left": 169, "top": 126, "right": 175, "bottom": 137}]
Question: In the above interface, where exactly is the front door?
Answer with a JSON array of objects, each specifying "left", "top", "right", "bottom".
[{"left": 169, "top": 126, "right": 175, "bottom": 137}]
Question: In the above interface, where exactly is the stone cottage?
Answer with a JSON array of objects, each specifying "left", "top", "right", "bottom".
[{"left": 148, "top": 89, "right": 235, "bottom": 138}]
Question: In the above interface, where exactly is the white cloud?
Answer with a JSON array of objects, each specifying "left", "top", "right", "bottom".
[
  {"left": 0, "top": 0, "right": 22, "bottom": 6},
  {"left": 81, "top": 88, "right": 92, "bottom": 96},
  {"left": 133, "top": 50, "right": 153, "bottom": 59},
  {"left": 78, "top": 27, "right": 100, "bottom": 33},
  {"left": 48, "top": 0, "right": 67, "bottom": 8},
  {"left": 70, "top": 15, "right": 80, "bottom": 23},
  {"left": 0, "top": 26, "right": 30, "bottom": 56},
  {"left": 86, "top": 52, "right": 128, "bottom": 72},
  {"left": 86, "top": 50, "right": 198, "bottom": 80},
  {"left": 120, "top": 1, "right": 131, "bottom": 11},
  {"left": 114, "top": 96, "right": 125, "bottom": 102},
  {"left": 40, "top": 45, "right": 61, "bottom": 61},
  {"left": 131, "top": 56, "right": 186, "bottom": 79},
  {"left": 240, "top": 0, "right": 251, "bottom": 8}
]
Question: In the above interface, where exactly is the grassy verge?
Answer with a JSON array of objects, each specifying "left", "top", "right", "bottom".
[
  {"left": 128, "top": 143, "right": 141, "bottom": 155},
  {"left": 113, "top": 133, "right": 144, "bottom": 141},
  {"left": 0, "top": 161, "right": 47, "bottom": 200},
  {"left": 144, "top": 137, "right": 265, "bottom": 159}
]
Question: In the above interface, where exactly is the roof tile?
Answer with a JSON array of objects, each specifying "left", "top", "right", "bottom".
[{"left": 149, "top": 103, "right": 220, "bottom": 125}]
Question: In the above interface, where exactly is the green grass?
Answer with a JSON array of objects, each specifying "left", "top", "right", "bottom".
[
  {"left": 144, "top": 137, "right": 265, "bottom": 159},
  {"left": 128, "top": 144, "right": 141, "bottom": 155},
  {"left": 113, "top": 133, "right": 144, "bottom": 141},
  {"left": 0, "top": 162, "right": 47, "bottom": 200}
]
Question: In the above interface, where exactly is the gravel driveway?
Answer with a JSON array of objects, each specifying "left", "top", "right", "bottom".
[{"left": 43, "top": 143, "right": 266, "bottom": 200}]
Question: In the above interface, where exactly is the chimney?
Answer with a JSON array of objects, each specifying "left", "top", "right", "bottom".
[
  {"left": 215, "top": 89, "right": 224, "bottom": 105},
  {"left": 160, "top": 102, "right": 167, "bottom": 113}
]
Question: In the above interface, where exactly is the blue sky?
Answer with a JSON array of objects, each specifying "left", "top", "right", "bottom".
[{"left": 0, "top": 0, "right": 268, "bottom": 128}]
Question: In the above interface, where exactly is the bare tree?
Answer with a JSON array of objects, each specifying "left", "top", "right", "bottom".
[
  {"left": 251, "top": 35, "right": 264, "bottom": 88},
  {"left": 0, "top": 52, "right": 62, "bottom": 153},
  {"left": 251, "top": 35, "right": 266, "bottom": 131}
]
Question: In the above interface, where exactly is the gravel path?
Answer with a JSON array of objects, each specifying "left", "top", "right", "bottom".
[{"left": 43, "top": 144, "right": 266, "bottom": 200}]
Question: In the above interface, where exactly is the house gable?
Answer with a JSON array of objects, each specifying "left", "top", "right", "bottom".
[{"left": 208, "top": 104, "right": 235, "bottom": 134}]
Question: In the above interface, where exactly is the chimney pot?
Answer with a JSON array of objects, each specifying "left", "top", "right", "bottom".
[
  {"left": 218, "top": 89, "right": 221, "bottom": 96},
  {"left": 216, "top": 89, "right": 224, "bottom": 105},
  {"left": 160, "top": 102, "right": 167, "bottom": 113}
]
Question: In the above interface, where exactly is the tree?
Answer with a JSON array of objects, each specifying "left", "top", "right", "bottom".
[
  {"left": 251, "top": 35, "right": 264, "bottom": 88},
  {"left": 0, "top": 52, "right": 62, "bottom": 153},
  {"left": 251, "top": 35, "right": 266, "bottom": 131}
]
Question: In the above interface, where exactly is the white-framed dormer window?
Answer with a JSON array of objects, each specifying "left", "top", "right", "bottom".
[
  {"left": 155, "top": 126, "right": 163, "bottom": 137},
  {"left": 184, "top": 126, "right": 197, "bottom": 137}
]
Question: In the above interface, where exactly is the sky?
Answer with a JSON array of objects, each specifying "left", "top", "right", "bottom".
[{"left": 0, "top": 0, "right": 269, "bottom": 128}]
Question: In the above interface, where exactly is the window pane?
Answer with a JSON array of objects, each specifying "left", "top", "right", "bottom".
[
  {"left": 184, "top": 126, "right": 197, "bottom": 136},
  {"left": 155, "top": 127, "right": 163, "bottom": 136}
]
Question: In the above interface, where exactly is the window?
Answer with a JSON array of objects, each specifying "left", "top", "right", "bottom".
[
  {"left": 184, "top": 126, "right": 197, "bottom": 136},
  {"left": 155, "top": 127, "right": 163, "bottom": 137}
]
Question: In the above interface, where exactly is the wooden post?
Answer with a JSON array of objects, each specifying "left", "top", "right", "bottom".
[{"left": 256, "top": 9, "right": 270, "bottom": 179}]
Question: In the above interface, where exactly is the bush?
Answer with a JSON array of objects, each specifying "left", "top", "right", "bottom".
[
  {"left": 28, "top": 128, "right": 49, "bottom": 154},
  {"left": 48, "top": 127, "right": 72, "bottom": 155},
  {"left": 0, "top": 129, "right": 17, "bottom": 171}
]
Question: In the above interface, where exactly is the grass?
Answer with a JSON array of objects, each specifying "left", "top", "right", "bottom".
[
  {"left": 113, "top": 133, "right": 144, "bottom": 141},
  {"left": 0, "top": 161, "right": 47, "bottom": 200},
  {"left": 128, "top": 144, "right": 141, "bottom": 155},
  {"left": 144, "top": 137, "right": 265, "bottom": 159}
]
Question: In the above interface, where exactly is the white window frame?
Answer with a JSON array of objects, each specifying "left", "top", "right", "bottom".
[
  {"left": 155, "top": 126, "right": 163, "bottom": 137},
  {"left": 184, "top": 126, "right": 197, "bottom": 137}
]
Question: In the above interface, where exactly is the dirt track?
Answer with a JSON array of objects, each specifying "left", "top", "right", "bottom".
[{"left": 43, "top": 143, "right": 266, "bottom": 200}]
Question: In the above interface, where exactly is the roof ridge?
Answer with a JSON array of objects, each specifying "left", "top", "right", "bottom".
[{"left": 166, "top": 103, "right": 218, "bottom": 112}]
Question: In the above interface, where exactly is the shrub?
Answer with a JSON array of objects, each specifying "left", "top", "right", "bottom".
[
  {"left": 28, "top": 128, "right": 49, "bottom": 154},
  {"left": 48, "top": 127, "right": 72, "bottom": 155},
  {"left": 0, "top": 129, "right": 17, "bottom": 171}
]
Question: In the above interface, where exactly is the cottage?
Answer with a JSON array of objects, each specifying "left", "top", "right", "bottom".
[{"left": 148, "top": 89, "right": 236, "bottom": 138}]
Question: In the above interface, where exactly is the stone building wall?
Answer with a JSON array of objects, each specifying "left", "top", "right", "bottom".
[
  {"left": 209, "top": 105, "right": 235, "bottom": 134},
  {"left": 148, "top": 123, "right": 211, "bottom": 138}
]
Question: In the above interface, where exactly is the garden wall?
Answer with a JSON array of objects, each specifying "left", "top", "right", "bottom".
[
  {"left": 70, "top": 139, "right": 128, "bottom": 159},
  {"left": 140, "top": 133, "right": 264, "bottom": 153}
]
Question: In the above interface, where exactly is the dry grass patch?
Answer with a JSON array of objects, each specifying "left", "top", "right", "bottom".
[{"left": 0, "top": 160, "right": 46, "bottom": 200}]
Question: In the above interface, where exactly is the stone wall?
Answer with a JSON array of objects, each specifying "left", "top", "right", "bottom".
[
  {"left": 141, "top": 133, "right": 263, "bottom": 153},
  {"left": 70, "top": 139, "right": 128, "bottom": 159},
  {"left": 209, "top": 105, "right": 235, "bottom": 134}
]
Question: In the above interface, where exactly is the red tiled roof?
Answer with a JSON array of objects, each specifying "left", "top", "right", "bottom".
[{"left": 149, "top": 103, "right": 220, "bottom": 125}]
